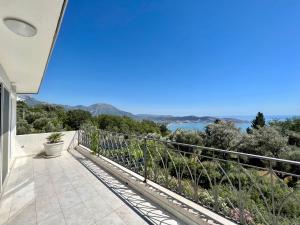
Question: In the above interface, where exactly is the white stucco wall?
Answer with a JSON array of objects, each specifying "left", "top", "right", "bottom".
[
  {"left": 15, "top": 131, "right": 78, "bottom": 157},
  {"left": 0, "top": 64, "right": 15, "bottom": 192},
  {"left": 0, "top": 64, "right": 11, "bottom": 89}
]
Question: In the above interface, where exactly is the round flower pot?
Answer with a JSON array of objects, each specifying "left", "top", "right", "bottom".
[{"left": 44, "top": 142, "right": 64, "bottom": 157}]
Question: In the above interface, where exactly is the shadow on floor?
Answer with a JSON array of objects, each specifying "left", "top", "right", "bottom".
[{"left": 69, "top": 150, "right": 184, "bottom": 225}]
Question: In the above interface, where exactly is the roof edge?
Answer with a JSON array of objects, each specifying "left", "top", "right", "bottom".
[{"left": 17, "top": 0, "right": 69, "bottom": 94}]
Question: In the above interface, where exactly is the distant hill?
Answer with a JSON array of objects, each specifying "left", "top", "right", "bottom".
[
  {"left": 18, "top": 96, "right": 133, "bottom": 117},
  {"left": 135, "top": 114, "right": 246, "bottom": 123},
  {"left": 17, "top": 95, "right": 47, "bottom": 106},
  {"left": 79, "top": 104, "right": 133, "bottom": 117},
  {"left": 17, "top": 96, "right": 247, "bottom": 123}
]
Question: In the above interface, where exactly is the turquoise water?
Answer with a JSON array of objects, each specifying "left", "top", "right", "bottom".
[
  {"left": 167, "top": 115, "right": 298, "bottom": 132},
  {"left": 167, "top": 121, "right": 250, "bottom": 132}
]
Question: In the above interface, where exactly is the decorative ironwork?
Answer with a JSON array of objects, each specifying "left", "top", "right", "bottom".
[{"left": 79, "top": 129, "right": 300, "bottom": 225}]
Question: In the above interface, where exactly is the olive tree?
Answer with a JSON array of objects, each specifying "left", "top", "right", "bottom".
[
  {"left": 205, "top": 121, "right": 242, "bottom": 150},
  {"left": 239, "top": 126, "right": 288, "bottom": 157},
  {"left": 169, "top": 129, "right": 204, "bottom": 153}
]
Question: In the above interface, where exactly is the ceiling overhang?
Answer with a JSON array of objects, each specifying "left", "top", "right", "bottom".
[{"left": 0, "top": 0, "right": 68, "bottom": 93}]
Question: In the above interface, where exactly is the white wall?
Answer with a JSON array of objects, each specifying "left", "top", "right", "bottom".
[
  {"left": 0, "top": 64, "right": 11, "bottom": 89},
  {"left": 9, "top": 85, "right": 16, "bottom": 161},
  {"left": 15, "top": 131, "right": 78, "bottom": 157},
  {"left": 0, "top": 64, "right": 15, "bottom": 192}
]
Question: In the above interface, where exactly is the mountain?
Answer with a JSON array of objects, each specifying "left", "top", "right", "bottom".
[
  {"left": 18, "top": 96, "right": 247, "bottom": 123},
  {"left": 81, "top": 104, "right": 133, "bottom": 117},
  {"left": 18, "top": 96, "right": 133, "bottom": 117},
  {"left": 17, "top": 95, "right": 47, "bottom": 106}
]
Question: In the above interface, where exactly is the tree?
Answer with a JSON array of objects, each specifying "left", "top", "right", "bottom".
[
  {"left": 25, "top": 111, "right": 43, "bottom": 124},
  {"left": 214, "top": 119, "right": 221, "bottom": 124},
  {"left": 239, "top": 126, "right": 288, "bottom": 158},
  {"left": 251, "top": 112, "right": 266, "bottom": 129},
  {"left": 205, "top": 121, "right": 242, "bottom": 150},
  {"left": 159, "top": 124, "right": 169, "bottom": 136},
  {"left": 17, "top": 119, "right": 32, "bottom": 135},
  {"left": 270, "top": 118, "right": 300, "bottom": 147},
  {"left": 17, "top": 101, "right": 29, "bottom": 120},
  {"left": 33, "top": 118, "right": 50, "bottom": 131},
  {"left": 16, "top": 101, "right": 169, "bottom": 135},
  {"left": 95, "top": 115, "right": 167, "bottom": 135},
  {"left": 64, "top": 109, "right": 92, "bottom": 130},
  {"left": 169, "top": 129, "right": 203, "bottom": 153}
]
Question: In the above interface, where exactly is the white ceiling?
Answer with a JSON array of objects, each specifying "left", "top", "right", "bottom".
[{"left": 0, "top": 0, "right": 67, "bottom": 93}]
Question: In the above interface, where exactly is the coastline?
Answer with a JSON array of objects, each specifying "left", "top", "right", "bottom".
[{"left": 166, "top": 115, "right": 299, "bottom": 132}]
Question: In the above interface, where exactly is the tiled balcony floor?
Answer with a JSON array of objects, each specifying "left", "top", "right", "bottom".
[{"left": 0, "top": 150, "right": 181, "bottom": 225}]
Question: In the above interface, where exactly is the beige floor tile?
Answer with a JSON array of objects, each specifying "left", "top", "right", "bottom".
[
  {"left": 53, "top": 180, "right": 74, "bottom": 193},
  {"left": 37, "top": 212, "right": 66, "bottom": 225},
  {"left": 34, "top": 183, "right": 56, "bottom": 198},
  {"left": 75, "top": 185, "right": 99, "bottom": 202},
  {"left": 63, "top": 203, "right": 95, "bottom": 225},
  {"left": 36, "top": 196, "right": 61, "bottom": 222},
  {"left": 1, "top": 150, "right": 182, "bottom": 225},
  {"left": 83, "top": 196, "right": 114, "bottom": 221},
  {"left": 57, "top": 189, "right": 82, "bottom": 210},
  {"left": 10, "top": 192, "right": 35, "bottom": 216},
  {"left": 115, "top": 205, "right": 148, "bottom": 225},
  {"left": 0, "top": 195, "right": 12, "bottom": 225},
  {"left": 70, "top": 178, "right": 88, "bottom": 188},
  {"left": 96, "top": 212, "right": 126, "bottom": 225},
  {"left": 101, "top": 190, "right": 125, "bottom": 210},
  {"left": 7, "top": 202, "right": 36, "bottom": 225},
  {"left": 35, "top": 175, "right": 52, "bottom": 188}
]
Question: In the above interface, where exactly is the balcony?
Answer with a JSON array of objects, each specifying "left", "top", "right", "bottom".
[
  {"left": 0, "top": 145, "right": 184, "bottom": 225},
  {"left": 78, "top": 128, "right": 300, "bottom": 225},
  {"left": 0, "top": 130, "right": 299, "bottom": 225}
]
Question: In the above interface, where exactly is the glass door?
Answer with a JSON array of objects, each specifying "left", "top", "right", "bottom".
[
  {"left": 2, "top": 87, "right": 9, "bottom": 184},
  {"left": 0, "top": 83, "right": 10, "bottom": 186}
]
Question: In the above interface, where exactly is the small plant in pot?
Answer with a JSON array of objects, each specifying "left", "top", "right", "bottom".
[{"left": 44, "top": 132, "right": 64, "bottom": 157}]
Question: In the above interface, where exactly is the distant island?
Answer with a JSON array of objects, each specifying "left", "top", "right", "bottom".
[
  {"left": 18, "top": 96, "right": 248, "bottom": 124},
  {"left": 135, "top": 114, "right": 247, "bottom": 124}
]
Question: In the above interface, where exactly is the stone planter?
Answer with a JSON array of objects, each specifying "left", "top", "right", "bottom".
[{"left": 44, "top": 142, "right": 64, "bottom": 157}]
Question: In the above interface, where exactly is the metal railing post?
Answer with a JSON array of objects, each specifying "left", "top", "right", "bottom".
[
  {"left": 270, "top": 161, "right": 276, "bottom": 225},
  {"left": 143, "top": 138, "right": 148, "bottom": 183},
  {"left": 237, "top": 155, "right": 245, "bottom": 224}
]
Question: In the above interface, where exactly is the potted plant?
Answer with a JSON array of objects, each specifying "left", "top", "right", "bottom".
[{"left": 44, "top": 132, "right": 64, "bottom": 157}]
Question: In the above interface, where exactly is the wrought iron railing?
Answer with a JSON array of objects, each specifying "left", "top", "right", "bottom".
[{"left": 78, "top": 128, "right": 300, "bottom": 225}]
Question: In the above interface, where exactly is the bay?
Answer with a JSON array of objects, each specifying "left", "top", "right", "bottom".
[{"left": 167, "top": 115, "right": 298, "bottom": 132}]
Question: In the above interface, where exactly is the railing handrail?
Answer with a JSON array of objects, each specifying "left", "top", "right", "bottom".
[
  {"left": 78, "top": 128, "right": 300, "bottom": 225},
  {"left": 80, "top": 129, "right": 300, "bottom": 167}
]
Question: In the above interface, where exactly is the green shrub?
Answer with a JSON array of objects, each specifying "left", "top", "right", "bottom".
[
  {"left": 205, "top": 121, "right": 242, "bottom": 150},
  {"left": 169, "top": 129, "right": 203, "bottom": 153},
  {"left": 46, "top": 133, "right": 64, "bottom": 143}
]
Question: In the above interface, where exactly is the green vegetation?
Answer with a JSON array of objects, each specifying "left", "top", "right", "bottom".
[
  {"left": 251, "top": 112, "right": 266, "bottom": 129},
  {"left": 17, "top": 101, "right": 168, "bottom": 136},
  {"left": 17, "top": 101, "right": 300, "bottom": 224},
  {"left": 95, "top": 114, "right": 167, "bottom": 135},
  {"left": 17, "top": 101, "right": 92, "bottom": 134},
  {"left": 80, "top": 125, "right": 300, "bottom": 225},
  {"left": 205, "top": 120, "right": 242, "bottom": 150},
  {"left": 17, "top": 100, "right": 299, "bottom": 161},
  {"left": 270, "top": 117, "right": 300, "bottom": 147},
  {"left": 169, "top": 129, "right": 203, "bottom": 153},
  {"left": 46, "top": 132, "right": 64, "bottom": 143},
  {"left": 64, "top": 109, "right": 92, "bottom": 130}
]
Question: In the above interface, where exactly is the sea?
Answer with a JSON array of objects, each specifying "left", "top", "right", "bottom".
[{"left": 167, "top": 115, "right": 299, "bottom": 132}]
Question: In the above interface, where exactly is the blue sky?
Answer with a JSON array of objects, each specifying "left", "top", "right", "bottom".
[{"left": 37, "top": 0, "right": 300, "bottom": 116}]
